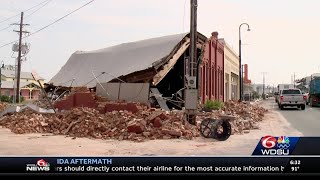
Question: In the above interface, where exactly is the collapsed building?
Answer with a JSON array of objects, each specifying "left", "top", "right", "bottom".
[
  {"left": 0, "top": 32, "right": 269, "bottom": 142},
  {"left": 48, "top": 31, "right": 225, "bottom": 110}
]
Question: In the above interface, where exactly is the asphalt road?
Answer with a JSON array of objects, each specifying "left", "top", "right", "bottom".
[{"left": 263, "top": 98, "right": 320, "bottom": 136}]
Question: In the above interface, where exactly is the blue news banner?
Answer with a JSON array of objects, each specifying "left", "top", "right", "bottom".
[{"left": 0, "top": 136, "right": 320, "bottom": 175}]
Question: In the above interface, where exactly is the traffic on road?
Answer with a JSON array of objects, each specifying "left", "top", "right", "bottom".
[{"left": 264, "top": 96, "right": 320, "bottom": 136}]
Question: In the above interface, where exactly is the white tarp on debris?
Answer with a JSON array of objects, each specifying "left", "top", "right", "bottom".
[{"left": 49, "top": 33, "right": 188, "bottom": 88}]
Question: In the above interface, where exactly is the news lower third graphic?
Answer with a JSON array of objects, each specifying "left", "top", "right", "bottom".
[
  {"left": 26, "top": 159, "right": 50, "bottom": 172},
  {"left": 0, "top": 137, "right": 319, "bottom": 175},
  {"left": 55, "top": 158, "right": 112, "bottom": 172},
  {"left": 252, "top": 136, "right": 299, "bottom": 155},
  {"left": 0, "top": 155, "right": 319, "bottom": 175}
]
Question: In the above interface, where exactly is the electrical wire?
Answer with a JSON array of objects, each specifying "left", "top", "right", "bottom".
[
  {"left": 27, "top": 0, "right": 95, "bottom": 38},
  {"left": 0, "top": 39, "right": 18, "bottom": 49},
  {"left": 182, "top": 0, "right": 187, "bottom": 33},
  {"left": 0, "top": 13, "right": 19, "bottom": 25},
  {"left": 0, "top": 0, "right": 95, "bottom": 49},
  {"left": 0, "top": 0, "right": 52, "bottom": 26},
  {"left": 0, "top": 23, "right": 15, "bottom": 32},
  {"left": 0, "top": 0, "right": 51, "bottom": 24},
  {"left": 25, "top": 0, "right": 53, "bottom": 19}
]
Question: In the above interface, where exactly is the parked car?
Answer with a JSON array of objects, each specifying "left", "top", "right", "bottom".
[{"left": 278, "top": 89, "right": 306, "bottom": 110}]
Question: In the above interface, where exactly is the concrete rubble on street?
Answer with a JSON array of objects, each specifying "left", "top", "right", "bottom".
[{"left": 0, "top": 92, "right": 268, "bottom": 142}]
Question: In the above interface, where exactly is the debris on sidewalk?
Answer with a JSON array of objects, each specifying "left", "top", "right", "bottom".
[
  {"left": 0, "top": 106, "right": 199, "bottom": 141},
  {"left": 222, "top": 101, "right": 268, "bottom": 134},
  {"left": 0, "top": 98, "right": 267, "bottom": 141},
  {"left": 197, "top": 101, "right": 268, "bottom": 135},
  {"left": 0, "top": 103, "right": 7, "bottom": 112}
]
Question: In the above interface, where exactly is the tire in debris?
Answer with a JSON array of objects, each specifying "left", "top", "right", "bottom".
[
  {"left": 200, "top": 118, "right": 232, "bottom": 141},
  {"left": 200, "top": 118, "right": 214, "bottom": 138},
  {"left": 212, "top": 119, "right": 232, "bottom": 141}
]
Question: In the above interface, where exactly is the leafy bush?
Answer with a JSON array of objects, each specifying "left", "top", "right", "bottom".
[
  {"left": 0, "top": 95, "right": 10, "bottom": 103},
  {"left": 0, "top": 95, "right": 25, "bottom": 103},
  {"left": 204, "top": 100, "right": 224, "bottom": 110}
]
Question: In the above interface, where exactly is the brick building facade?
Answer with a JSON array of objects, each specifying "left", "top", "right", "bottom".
[{"left": 200, "top": 32, "right": 224, "bottom": 103}]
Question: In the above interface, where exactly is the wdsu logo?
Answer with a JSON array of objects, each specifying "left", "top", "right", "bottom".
[
  {"left": 26, "top": 159, "right": 50, "bottom": 172},
  {"left": 252, "top": 136, "right": 299, "bottom": 155},
  {"left": 261, "top": 136, "right": 290, "bottom": 155}
]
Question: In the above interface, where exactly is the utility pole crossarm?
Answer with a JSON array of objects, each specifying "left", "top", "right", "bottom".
[
  {"left": 13, "top": 30, "right": 30, "bottom": 33},
  {"left": 11, "top": 23, "right": 30, "bottom": 26}
]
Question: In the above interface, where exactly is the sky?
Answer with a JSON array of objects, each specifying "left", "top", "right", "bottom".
[{"left": 1, "top": 0, "right": 320, "bottom": 86}]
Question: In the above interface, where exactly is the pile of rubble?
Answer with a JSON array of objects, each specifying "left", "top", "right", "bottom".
[
  {"left": 33, "top": 100, "right": 52, "bottom": 109},
  {"left": 225, "top": 102, "right": 267, "bottom": 134},
  {"left": 0, "top": 103, "right": 7, "bottom": 112},
  {"left": 197, "top": 101, "right": 268, "bottom": 134},
  {"left": 0, "top": 106, "right": 199, "bottom": 141},
  {"left": 0, "top": 100, "right": 267, "bottom": 140}
]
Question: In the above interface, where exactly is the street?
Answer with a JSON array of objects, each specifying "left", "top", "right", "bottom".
[{"left": 262, "top": 98, "right": 320, "bottom": 136}]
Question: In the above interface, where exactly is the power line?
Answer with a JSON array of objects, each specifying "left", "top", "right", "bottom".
[
  {"left": 0, "top": 13, "right": 20, "bottom": 25},
  {"left": 182, "top": 0, "right": 187, "bottom": 33},
  {"left": 0, "top": 23, "right": 14, "bottom": 32},
  {"left": 0, "top": 39, "right": 18, "bottom": 49},
  {"left": 25, "top": 0, "right": 53, "bottom": 19},
  {"left": 0, "top": 0, "right": 95, "bottom": 49},
  {"left": 27, "top": 0, "right": 95, "bottom": 38},
  {"left": 0, "top": 0, "right": 51, "bottom": 25},
  {"left": 0, "top": 0, "right": 52, "bottom": 33}
]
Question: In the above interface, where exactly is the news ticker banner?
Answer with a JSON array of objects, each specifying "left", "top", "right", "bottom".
[
  {"left": 0, "top": 157, "right": 319, "bottom": 175},
  {"left": 0, "top": 136, "right": 320, "bottom": 175}
]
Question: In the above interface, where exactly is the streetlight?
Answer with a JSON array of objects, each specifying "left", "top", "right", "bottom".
[
  {"left": 239, "top": 23, "right": 250, "bottom": 101},
  {"left": 0, "top": 61, "right": 5, "bottom": 102}
]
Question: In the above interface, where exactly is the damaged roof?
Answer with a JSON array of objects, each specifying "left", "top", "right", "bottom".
[
  {"left": 49, "top": 32, "right": 206, "bottom": 88},
  {"left": 1, "top": 69, "right": 45, "bottom": 80},
  {"left": 1, "top": 81, "right": 39, "bottom": 89}
]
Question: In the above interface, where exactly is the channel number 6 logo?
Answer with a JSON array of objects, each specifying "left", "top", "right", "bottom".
[
  {"left": 37, "top": 159, "right": 48, "bottom": 166},
  {"left": 261, "top": 136, "right": 277, "bottom": 149}
]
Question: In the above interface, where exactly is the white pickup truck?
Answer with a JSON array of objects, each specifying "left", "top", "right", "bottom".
[{"left": 278, "top": 89, "right": 307, "bottom": 110}]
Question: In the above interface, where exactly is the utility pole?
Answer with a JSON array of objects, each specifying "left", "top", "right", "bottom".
[
  {"left": 293, "top": 72, "right": 296, "bottom": 88},
  {"left": 184, "top": 0, "right": 198, "bottom": 125},
  {"left": 190, "top": 0, "right": 197, "bottom": 77},
  {"left": 262, "top": 72, "right": 267, "bottom": 99},
  {"left": 13, "top": 12, "right": 29, "bottom": 103},
  {"left": 242, "top": 64, "right": 244, "bottom": 98}
]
